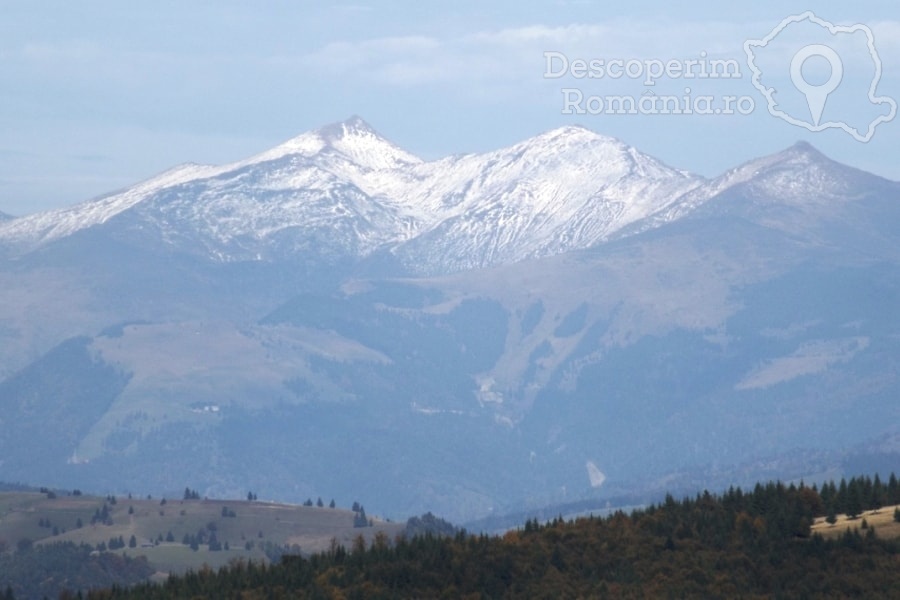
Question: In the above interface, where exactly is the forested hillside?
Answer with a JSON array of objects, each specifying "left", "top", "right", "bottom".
[{"left": 69, "top": 475, "right": 900, "bottom": 599}]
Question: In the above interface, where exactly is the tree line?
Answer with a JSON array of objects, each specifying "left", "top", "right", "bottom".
[{"left": 64, "top": 473, "right": 900, "bottom": 599}]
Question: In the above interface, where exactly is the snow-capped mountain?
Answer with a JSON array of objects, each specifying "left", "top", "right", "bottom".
[
  {"left": 0, "top": 117, "right": 422, "bottom": 261},
  {"left": 0, "top": 117, "right": 704, "bottom": 271},
  {"left": 615, "top": 141, "right": 900, "bottom": 246},
  {"left": 2, "top": 118, "right": 900, "bottom": 522},
  {"left": 383, "top": 126, "right": 703, "bottom": 273}
]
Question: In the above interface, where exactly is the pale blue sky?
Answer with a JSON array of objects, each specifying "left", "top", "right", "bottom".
[{"left": 1, "top": 1, "right": 898, "bottom": 215}]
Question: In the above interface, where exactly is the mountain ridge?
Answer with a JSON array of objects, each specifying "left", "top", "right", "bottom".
[
  {"left": 2, "top": 118, "right": 900, "bottom": 522},
  {"left": 3, "top": 117, "right": 880, "bottom": 274}
]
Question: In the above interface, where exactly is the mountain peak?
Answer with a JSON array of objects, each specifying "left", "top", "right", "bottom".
[
  {"left": 317, "top": 115, "right": 378, "bottom": 142},
  {"left": 536, "top": 124, "right": 623, "bottom": 147},
  {"left": 778, "top": 140, "right": 829, "bottom": 162},
  {"left": 249, "top": 116, "right": 422, "bottom": 171},
  {"left": 316, "top": 116, "right": 422, "bottom": 170}
]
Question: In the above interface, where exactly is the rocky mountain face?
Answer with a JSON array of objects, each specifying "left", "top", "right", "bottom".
[{"left": 1, "top": 118, "right": 898, "bottom": 524}]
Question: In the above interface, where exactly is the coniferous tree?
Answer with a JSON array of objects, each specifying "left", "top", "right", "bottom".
[
  {"left": 845, "top": 480, "right": 863, "bottom": 520},
  {"left": 872, "top": 474, "right": 885, "bottom": 512},
  {"left": 888, "top": 473, "right": 899, "bottom": 504},
  {"left": 825, "top": 505, "right": 837, "bottom": 526}
]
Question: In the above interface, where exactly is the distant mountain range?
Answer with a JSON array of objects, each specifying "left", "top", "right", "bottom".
[
  {"left": 0, "top": 116, "right": 701, "bottom": 271},
  {"left": 1, "top": 118, "right": 898, "bottom": 524}
]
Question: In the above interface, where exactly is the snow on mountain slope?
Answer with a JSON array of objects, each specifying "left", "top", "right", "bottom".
[
  {"left": 0, "top": 118, "right": 707, "bottom": 269},
  {"left": 382, "top": 126, "right": 704, "bottom": 272},
  {"left": 0, "top": 117, "right": 421, "bottom": 258},
  {"left": 615, "top": 141, "right": 900, "bottom": 244},
  {"left": 8, "top": 117, "right": 883, "bottom": 273},
  {"left": 0, "top": 163, "right": 219, "bottom": 250}
]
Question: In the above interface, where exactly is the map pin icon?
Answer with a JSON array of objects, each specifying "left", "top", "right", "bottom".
[{"left": 790, "top": 44, "right": 843, "bottom": 126}]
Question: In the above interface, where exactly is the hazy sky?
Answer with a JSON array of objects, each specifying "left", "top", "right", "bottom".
[{"left": 1, "top": 1, "right": 898, "bottom": 215}]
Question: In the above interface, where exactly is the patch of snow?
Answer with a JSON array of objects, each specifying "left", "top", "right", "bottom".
[{"left": 586, "top": 461, "right": 606, "bottom": 488}]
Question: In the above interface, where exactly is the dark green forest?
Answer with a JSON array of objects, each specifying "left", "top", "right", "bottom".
[
  {"left": 24, "top": 474, "right": 893, "bottom": 599},
  {"left": 0, "top": 542, "right": 152, "bottom": 600}
]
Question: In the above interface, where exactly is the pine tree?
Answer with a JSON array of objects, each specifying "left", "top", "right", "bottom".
[
  {"left": 888, "top": 473, "right": 899, "bottom": 504},
  {"left": 845, "top": 480, "right": 863, "bottom": 520},
  {"left": 871, "top": 474, "right": 885, "bottom": 512}
]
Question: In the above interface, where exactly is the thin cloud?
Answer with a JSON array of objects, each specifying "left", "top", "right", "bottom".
[{"left": 294, "top": 19, "right": 765, "bottom": 88}]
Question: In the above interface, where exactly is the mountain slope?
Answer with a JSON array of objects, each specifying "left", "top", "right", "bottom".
[
  {"left": 623, "top": 142, "right": 900, "bottom": 253},
  {"left": 1, "top": 120, "right": 899, "bottom": 522},
  {"left": 382, "top": 126, "right": 703, "bottom": 273},
  {"left": 0, "top": 118, "right": 421, "bottom": 261},
  {"left": 0, "top": 119, "right": 702, "bottom": 271}
]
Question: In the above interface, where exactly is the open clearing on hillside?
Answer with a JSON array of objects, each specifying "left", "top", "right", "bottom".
[
  {"left": 0, "top": 492, "right": 404, "bottom": 575},
  {"left": 811, "top": 504, "right": 900, "bottom": 539}
]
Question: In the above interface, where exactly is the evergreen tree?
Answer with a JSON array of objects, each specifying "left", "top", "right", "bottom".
[
  {"left": 845, "top": 480, "right": 864, "bottom": 520},
  {"left": 353, "top": 506, "right": 369, "bottom": 528},
  {"left": 871, "top": 474, "right": 885, "bottom": 512},
  {"left": 888, "top": 473, "right": 899, "bottom": 504}
]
